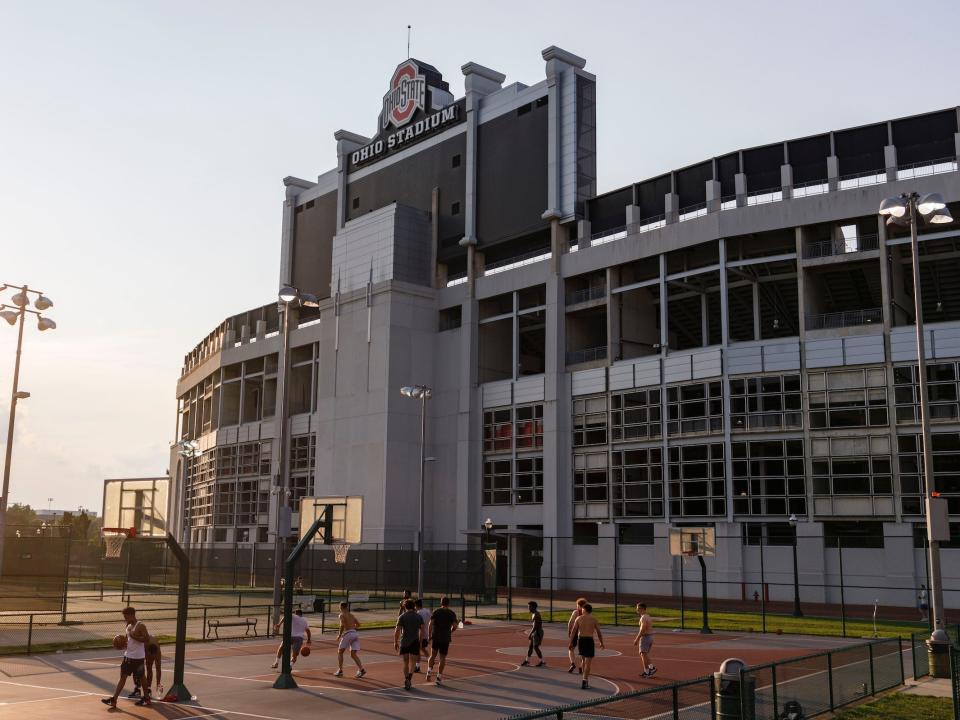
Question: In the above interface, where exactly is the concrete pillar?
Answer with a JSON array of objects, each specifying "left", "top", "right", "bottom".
[
  {"left": 734, "top": 173, "right": 747, "bottom": 207},
  {"left": 954, "top": 132, "right": 960, "bottom": 161},
  {"left": 255, "top": 320, "right": 266, "bottom": 341},
  {"left": 333, "top": 130, "right": 370, "bottom": 229},
  {"left": 625, "top": 204, "right": 643, "bottom": 226},
  {"left": 577, "top": 219, "right": 592, "bottom": 250},
  {"left": 240, "top": 324, "right": 250, "bottom": 344},
  {"left": 780, "top": 164, "right": 793, "bottom": 200},
  {"left": 664, "top": 192, "right": 679, "bottom": 224},
  {"left": 885, "top": 145, "right": 898, "bottom": 182},
  {"left": 827, "top": 155, "right": 839, "bottom": 192},
  {"left": 706, "top": 180, "right": 721, "bottom": 213},
  {"left": 279, "top": 177, "right": 312, "bottom": 288}
]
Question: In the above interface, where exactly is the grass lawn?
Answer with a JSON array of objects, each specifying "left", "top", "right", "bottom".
[
  {"left": 499, "top": 605, "right": 929, "bottom": 639},
  {"left": 833, "top": 693, "right": 953, "bottom": 719}
]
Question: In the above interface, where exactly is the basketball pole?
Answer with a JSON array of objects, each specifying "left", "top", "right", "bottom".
[
  {"left": 274, "top": 516, "right": 324, "bottom": 690},
  {"left": 697, "top": 556, "right": 711, "bottom": 634},
  {"left": 164, "top": 533, "right": 192, "bottom": 702}
]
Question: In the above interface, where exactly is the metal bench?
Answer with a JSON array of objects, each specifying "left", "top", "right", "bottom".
[
  {"left": 347, "top": 592, "right": 370, "bottom": 611},
  {"left": 206, "top": 617, "right": 258, "bottom": 639}
]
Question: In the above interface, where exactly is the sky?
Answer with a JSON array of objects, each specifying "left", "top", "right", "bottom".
[{"left": 1, "top": 0, "right": 958, "bottom": 514}]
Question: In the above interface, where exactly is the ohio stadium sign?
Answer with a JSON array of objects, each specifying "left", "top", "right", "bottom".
[{"left": 350, "top": 61, "right": 465, "bottom": 169}]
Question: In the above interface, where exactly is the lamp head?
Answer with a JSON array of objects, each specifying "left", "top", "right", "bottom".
[
  {"left": 10, "top": 291, "right": 28, "bottom": 307},
  {"left": 917, "top": 193, "right": 946, "bottom": 216},
  {"left": 300, "top": 293, "right": 320, "bottom": 308},
  {"left": 14, "top": 391, "right": 30, "bottom": 400},
  {"left": 37, "top": 317, "right": 56, "bottom": 331},
  {"left": 878, "top": 196, "right": 908, "bottom": 218},
  {"left": 33, "top": 295, "right": 53, "bottom": 311},
  {"left": 0, "top": 310, "right": 16, "bottom": 326},
  {"left": 789, "top": 513, "right": 798, "bottom": 526},
  {"left": 483, "top": 518, "right": 494, "bottom": 530},
  {"left": 928, "top": 207, "right": 953, "bottom": 225},
  {"left": 278, "top": 286, "right": 300, "bottom": 304}
]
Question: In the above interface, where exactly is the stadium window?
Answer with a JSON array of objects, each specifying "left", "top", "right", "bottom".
[
  {"left": 515, "top": 404, "right": 544, "bottom": 450},
  {"left": 618, "top": 523, "right": 654, "bottom": 545},
  {"left": 439, "top": 306, "right": 462, "bottom": 332},
  {"left": 573, "top": 522, "right": 599, "bottom": 545},
  {"left": 352, "top": 197, "right": 360, "bottom": 209},
  {"left": 574, "top": 452, "right": 608, "bottom": 503},
  {"left": 451, "top": 201, "right": 461, "bottom": 216},
  {"left": 611, "top": 448, "right": 664, "bottom": 518},
  {"left": 573, "top": 395, "right": 607, "bottom": 446},
  {"left": 483, "top": 459, "right": 512, "bottom": 505},
  {"left": 451, "top": 154, "right": 461, "bottom": 168},
  {"left": 823, "top": 521, "right": 885, "bottom": 549},
  {"left": 611, "top": 388, "right": 662, "bottom": 442},
  {"left": 483, "top": 408, "right": 513, "bottom": 453},
  {"left": 514, "top": 457, "right": 543, "bottom": 504}
]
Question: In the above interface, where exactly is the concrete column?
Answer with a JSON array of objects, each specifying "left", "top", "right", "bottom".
[
  {"left": 659, "top": 254, "right": 668, "bottom": 351},
  {"left": 541, "top": 46, "right": 587, "bottom": 222},
  {"left": 240, "top": 324, "right": 250, "bottom": 344},
  {"left": 795, "top": 228, "right": 807, "bottom": 341},
  {"left": 546, "top": 213, "right": 564, "bottom": 274},
  {"left": 577, "top": 219, "right": 591, "bottom": 250},
  {"left": 455, "top": 298, "right": 480, "bottom": 537},
  {"left": 255, "top": 320, "right": 266, "bottom": 341},
  {"left": 719, "top": 238, "right": 734, "bottom": 522},
  {"left": 752, "top": 281, "right": 761, "bottom": 341},
  {"left": 734, "top": 173, "right": 747, "bottom": 207},
  {"left": 780, "top": 164, "right": 793, "bottom": 200},
  {"left": 460, "top": 62, "right": 504, "bottom": 253},
  {"left": 954, "top": 132, "right": 960, "bottom": 161},
  {"left": 279, "top": 178, "right": 312, "bottom": 287},
  {"left": 705, "top": 180, "right": 721, "bottom": 213},
  {"left": 664, "top": 192, "right": 679, "bottom": 224},
  {"left": 607, "top": 267, "right": 620, "bottom": 362},
  {"left": 542, "top": 273, "right": 569, "bottom": 542},
  {"left": 625, "top": 204, "right": 643, "bottom": 226},
  {"left": 885, "top": 145, "right": 898, "bottom": 182},
  {"left": 333, "top": 130, "right": 370, "bottom": 229},
  {"left": 827, "top": 155, "right": 839, "bottom": 192}
]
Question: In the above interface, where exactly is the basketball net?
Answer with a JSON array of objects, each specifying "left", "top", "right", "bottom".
[
  {"left": 102, "top": 529, "right": 134, "bottom": 559},
  {"left": 332, "top": 541, "right": 351, "bottom": 565}
]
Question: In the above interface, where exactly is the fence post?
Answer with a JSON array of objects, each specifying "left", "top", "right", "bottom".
[
  {"left": 549, "top": 537, "right": 554, "bottom": 621},
  {"left": 759, "top": 532, "right": 767, "bottom": 634},
  {"left": 827, "top": 653, "right": 835, "bottom": 711},
  {"left": 266, "top": 606, "right": 272, "bottom": 637},
  {"left": 912, "top": 632, "right": 920, "bottom": 679},
  {"left": 680, "top": 557, "right": 685, "bottom": 630},
  {"left": 838, "top": 540, "right": 846, "bottom": 638},
  {"left": 898, "top": 636, "right": 905, "bottom": 684},
  {"left": 771, "top": 664, "right": 778, "bottom": 716},
  {"left": 202, "top": 607, "right": 208, "bottom": 639},
  {"left": 671, "top": 684, "right": 679, "bottom": 718},
  {"left": 613, "top": 535, "right": 619, "bottom": 627},
  {"left": 27, "top": 614, "right": 33, "bottom": 654},
  {"left": 238, "top": 593, "right": 242, "bottom": 615}
]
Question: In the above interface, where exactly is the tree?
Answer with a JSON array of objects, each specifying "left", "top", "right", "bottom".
[
  {"left": 74, "top": 511, "right": 93, "bottom": 542},
  {"left": 6, "top": 503, "right": 38, "bottom": 530}
]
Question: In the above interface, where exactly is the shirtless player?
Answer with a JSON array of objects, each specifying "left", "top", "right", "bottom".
[
  {"left": 567, "top": 597, "right": 586, "bottom": 673},
  {"left": 334, "top": 601, "right": 366, "bottom": 678},
  {"left": 570, "top": 603, "right": 604, "bottom": 689}
]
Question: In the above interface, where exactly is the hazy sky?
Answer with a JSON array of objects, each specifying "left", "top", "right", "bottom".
[{"left": 1, "top": 0, "right": 958, "bottom": 514}]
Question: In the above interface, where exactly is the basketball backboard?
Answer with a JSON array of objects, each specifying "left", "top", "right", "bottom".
[
  {"left": 669, "top": 526, "right": 716, "bottom": 557},
  {"left": 102, "top": 477, "right": 169, "bottom": 537},
  {"left": 299, "top": 496, "right": 362, "bottom": 544}
]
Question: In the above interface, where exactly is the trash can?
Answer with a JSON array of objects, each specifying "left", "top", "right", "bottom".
[
  {"left": 927, "top": 629, "right": 951, "bottom": 679},
  {"left": 714, "top": 658, "right": 755, "bottom": 720},
  {"left": 313, "top": 597, "right": 325, "bottom": 614}
]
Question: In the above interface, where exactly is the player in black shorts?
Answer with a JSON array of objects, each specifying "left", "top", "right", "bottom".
[
  {"left": 394, "top": 599, "right": 423, "bottom": 690},
  {"left": 521, "top": 601, "right": 545, "bottom": 667},
  {"left": 426, "top": 596, "right": 458, "bottom": 684},
  {"left": 571, "top": 603, "right": 604, "bottom": 689}
]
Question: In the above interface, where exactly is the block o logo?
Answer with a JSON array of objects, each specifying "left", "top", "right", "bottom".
[{"left": 382, "top": 60, "right": 426, "bottom": 130}]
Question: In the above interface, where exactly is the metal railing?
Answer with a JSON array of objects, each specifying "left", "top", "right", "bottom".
[
  {"left": 806, "top": 307, "right": 882, "bottom": 330},
  {"left": 838, "top": 168, "right": 887, "bottom": 190},
  {"left": 804, "top": 233, "right": 879, "bottom": 258},
  {"left": 678, "top": 201, "right": 708, "bottom": 221},
  {"left": 566, "top": 346, "right": 607, "bottom": 365},
  {"left": 896, "top": 156, "right": 959, "bottom": 181},
  {"left": 747, "top": 187, "right": 784, "bottom": 206},
  {"left": 566, "top": 285, "right": 605, "bottom": 306},
  {"left": 720, "top": 194, "right": 738, "bottom": 210},
  {"left": 636, "top": 214, "right": 666, "bottom": 233},
  {"left": 792, "top": 179, "right": 830, "bottom": 198},
  {"left": 483, "top": 248, "right": 551, "bottom": 276},
  {"left": 590, "top": 225, "right": 627, "bottom": 245}
]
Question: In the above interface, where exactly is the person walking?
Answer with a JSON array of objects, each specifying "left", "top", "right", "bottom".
[
  {"left": 633, "top": 602, "right": 657, "bottom": 678},
  {"left": 426, "top": 596, "right": 458, "bottom": 685},
  {"left": 567, "top": 597, "right": 586, "bottom": 673},
  {"left": 394, "top": 599, "right": 423, "bottom": 690},
  {"left": 521, "top": 600, "right": 545, "bottom": 667},
  {"left": 570, "top": 603, "right": 604, "bottom": 690}
]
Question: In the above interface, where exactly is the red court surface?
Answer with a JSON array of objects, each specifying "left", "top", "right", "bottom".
[{"left": 0, "top": 621, "right": 858, "bottom": 719}]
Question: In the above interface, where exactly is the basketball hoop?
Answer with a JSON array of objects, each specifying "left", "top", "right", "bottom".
[
  {"left": 102, "top": 528, "right": 135, "bottom": 559},
  {"left": 332, "top": 541, "right": 351, "bottom": 565}
]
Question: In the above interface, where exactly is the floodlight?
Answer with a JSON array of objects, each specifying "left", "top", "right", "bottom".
[
  {"left": 928, "top": 207, "right": 953, "bottom": 225},
  {"left": 37, "top": 317, "right": 56, "bottom": 331},
  {"left": 878, "top": 196, "right": 907, "bottom": 218},
  {"left": 33, "top": 295, "right": 53, "bottom": 310},
  {"left": 278, "top": 286, "right": 300, "bottom": 303},
  {"left": 10, "top": 291, "right": 28, "bottom": 307},
  {"left": 14, "top": 391, "right": 30, "bottom": 399},
  {"left": 0, "top": 310, "right": 16, "bottom": 325},
  {"left": 917, "top": 193, "right": 946, "bottom": 216},
  {"left": 301, "top": 293, "right": 320, "bottom": 308}
]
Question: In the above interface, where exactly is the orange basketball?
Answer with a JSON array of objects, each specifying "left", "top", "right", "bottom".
[
  {"left": 113, "top": 634, "right": 127, "bottom": 650},
  {"left": 300, "top": 645, "right": 310, "bottom": 657}
]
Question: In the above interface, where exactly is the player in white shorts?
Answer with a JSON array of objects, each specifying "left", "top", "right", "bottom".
[{"left": 334, "top": 601, "right": 366, "bottom": 678}]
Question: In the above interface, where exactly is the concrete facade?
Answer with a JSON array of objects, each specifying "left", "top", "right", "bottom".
[{"left": 170, "top": 47, "right": 960, "bottom": 608}]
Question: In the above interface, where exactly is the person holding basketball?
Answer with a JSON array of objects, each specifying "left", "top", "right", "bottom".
[
  {"left": 394, "top": 599, "right": 423, "bottom": 690},
  {"left": 270, "top": 608, "right": 311, "bottom": 669},
  {"left": 567, "top": 597, "right": 586, "bottom": 673},
  {"left": 102, "top": 607, "right": 150, "bottom": 708},
  {"left": 334, "top": 601, "right": 366, "bottom": 678}
]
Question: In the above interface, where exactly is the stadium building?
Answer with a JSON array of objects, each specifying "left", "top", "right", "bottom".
[{"left": 170, "top": 46, "right": 960, "bottom": 607}]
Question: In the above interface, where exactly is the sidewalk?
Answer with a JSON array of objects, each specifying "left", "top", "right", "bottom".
[{"left": 899, "top": 676, "right": 955, "bottom": 698}]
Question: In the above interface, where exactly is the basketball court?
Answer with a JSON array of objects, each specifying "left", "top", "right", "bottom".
[{"left": 0, "top": 619, "right": 862, "bottom": 720}]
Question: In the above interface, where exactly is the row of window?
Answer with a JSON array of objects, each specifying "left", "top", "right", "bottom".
[
  {"left": 482, "top": 457, "right": 544, "bottom": 505},
  {"left": 483, "top": 405, "right": 544, "bottom": 453}
]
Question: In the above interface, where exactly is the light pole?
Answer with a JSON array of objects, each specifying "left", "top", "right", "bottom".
[
  {"left": 0, "top": 283, "right": 56, "bottom": 577},
  {"left": 400, "top": 384, "right": 432, "bottom": 598},
  {"left": 271, "top": 286, "right": 319, "bottom": 619},
  {"left": 879, "top": 191, "right": 954, "bottom": 632},
  {"left": 788, "top": 513, "right": 802, "bottom": 617},
  {"left": 174, "top": 440, "right": 201, "bottom": 544}
]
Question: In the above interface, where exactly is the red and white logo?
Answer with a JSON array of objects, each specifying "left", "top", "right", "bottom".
[{"left": 381, "top": 61, "right": 426, "bottom": 130}]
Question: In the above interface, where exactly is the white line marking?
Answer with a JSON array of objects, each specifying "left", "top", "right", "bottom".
[
  {"left": 0, "top": 679, "right": 93, "bottom": 695},
  {"left": 0, "top": 693, "right": 95, "bottom": 706}
]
